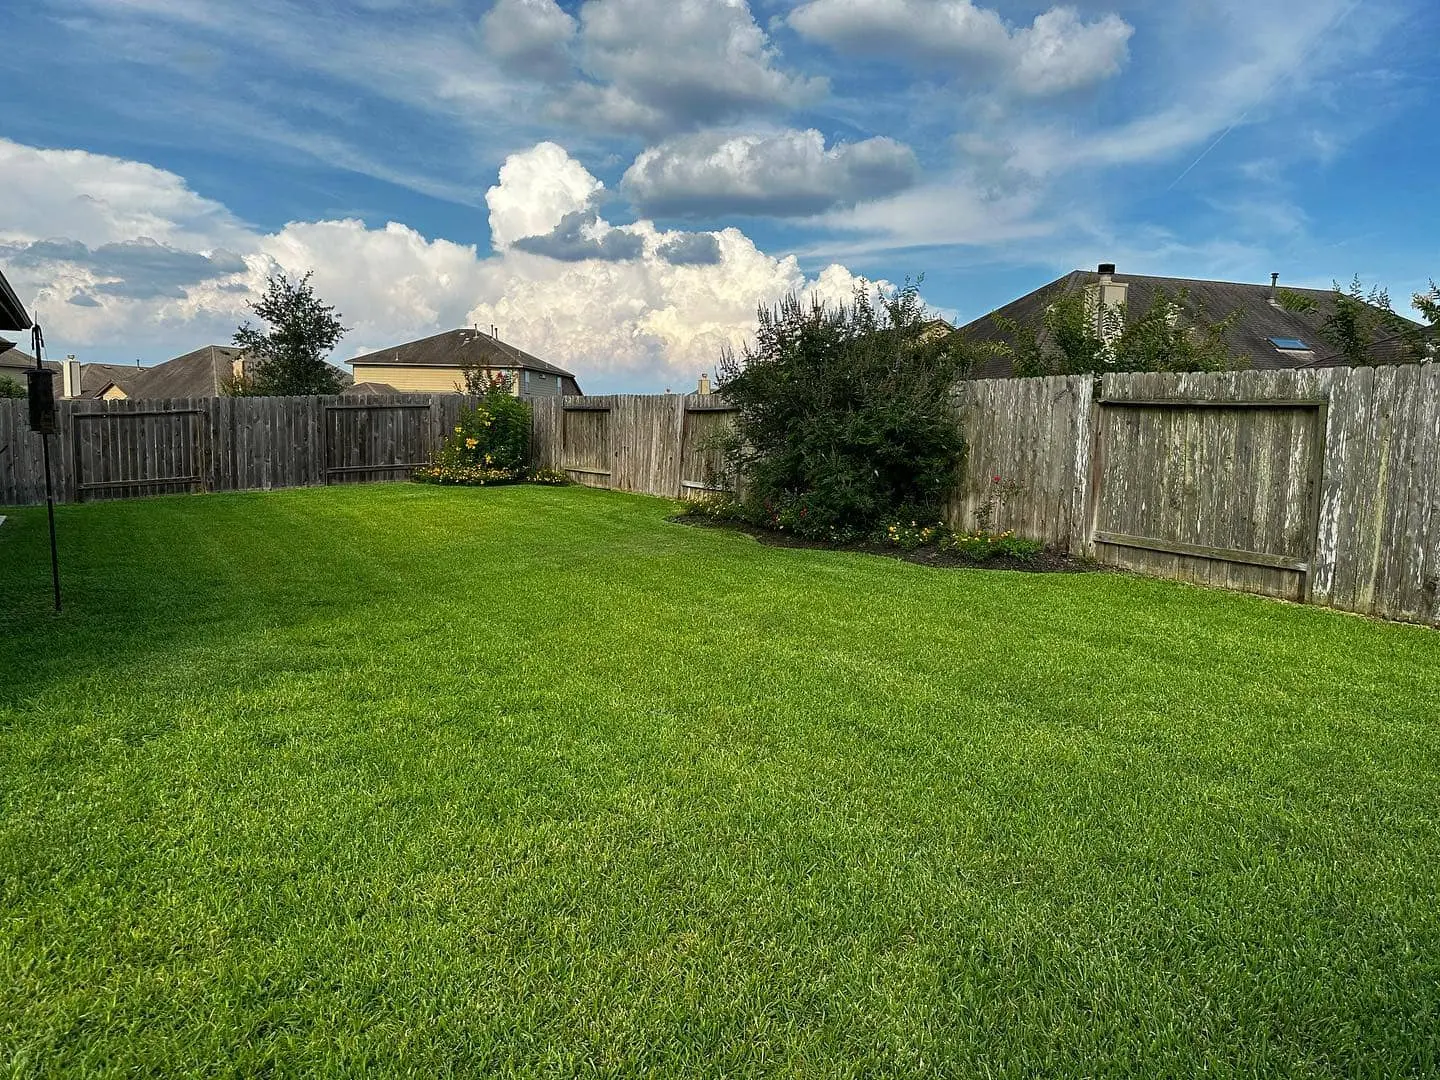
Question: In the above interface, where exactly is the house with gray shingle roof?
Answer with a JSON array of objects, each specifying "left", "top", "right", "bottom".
[
  {"left": 79, "top": 345, "right": 353, "bottom": 400},
  {"left": 347, "top": 328, "right": 582, "bottom": 400},
  {"left": 959, "top": 264, "right": 1432, "bottom": 378}
]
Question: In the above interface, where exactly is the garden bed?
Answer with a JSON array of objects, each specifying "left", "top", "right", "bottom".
[{"left": 670, "top": 514, "right": 1098, "bottom": 573}]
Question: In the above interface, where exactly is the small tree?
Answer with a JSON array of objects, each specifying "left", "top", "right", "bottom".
[
  {"left": 991, "top": 286, "right": 1236, "bottom": 376},
  {"left": 459, "top": 361, "right": 514, "bottom": 396},
  {"left": 1413, "top": 281, "right": 1439, "bottom": 348},
  {"left": 231, "top": 271, "right": 347, "bottom": 396},
  {"left": 717, "top": 281, "right": 970, "bottom": 540},
  {"left": 1278, "top": 277, "right": 1428, "bottom": 365},
  {"left": 0, "top": 375, "right": 25, "bottom": 399}
]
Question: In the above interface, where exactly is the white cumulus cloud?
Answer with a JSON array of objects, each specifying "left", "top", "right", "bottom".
[
  {"left": 622, "top": 129, "right": 920, "bottom": 218},
  {"left": 0, "top": 138, "right": 889, "bottom": 389},
  {"left": 555, "top": 0, "right": 826, "bottom": 134},
  {"left": 789, "top": 0, "right": 1132, "bottom": 96},
  {"left": 485, "top": 141, "right": 604, "bottom": 249},
  {"left": 481, "top": 0, "right": 577, "bottom": 79}
]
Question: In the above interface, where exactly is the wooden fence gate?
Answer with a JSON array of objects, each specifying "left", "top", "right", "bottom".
[
  {"left": 323, "top": 402, "right": 435, "bottom": 484},
  {"left": 559, "top": 402, "right": 613, "bottom": 487},
  {"left": 1087, "top": 396, "right": 1328, "bottom": 600},
  {"left": 679, "top": 403, "right": 736, "bottom": 493},
  {"left": 73, "top": 407, "right": 206, "bottom": 501},
  {"left": 542, "top": 395, "right": 739, "bottom": 495}
]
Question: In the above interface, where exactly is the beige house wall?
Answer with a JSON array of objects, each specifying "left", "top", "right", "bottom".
[{"left": 349, "top": 365, "right": 519, "bottom": 394}]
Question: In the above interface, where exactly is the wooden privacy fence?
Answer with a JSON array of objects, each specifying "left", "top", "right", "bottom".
[
  {"left": 955, "top": 366, "right": 1440, "bottom": 628},
  {"left": 0, "top": 393, "right": 476, "bottom": 505},
  {"left": 529, "top": 369, "right": 1439, "bottom": 628},
  {"left": 531, "top": 394, "right": 739, "bottom": 498},
  {"left": 5, "top": 371, "right": 1437, "bottom": 628}
]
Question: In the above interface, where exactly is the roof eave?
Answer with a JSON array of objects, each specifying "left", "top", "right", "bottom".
[{"left": 0, "top": 270, "right": 33, "bottom": 332}]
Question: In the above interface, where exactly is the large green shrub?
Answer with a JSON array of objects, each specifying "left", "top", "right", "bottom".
[
  {"left": 414, "top": 375, "right": 532, "bottom": 485},
  {"left": 717, "top": 282, "right": 970, "bottom": 540}
]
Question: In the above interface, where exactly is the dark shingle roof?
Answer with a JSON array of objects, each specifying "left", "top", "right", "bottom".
[
  {"left": 79, "top": 362, "right": 151, "bottom": 398},
  {"left": 116, "top": 346, "right": 352, "bottom": 400},
  {"left": 121, "top": 345, "right": 245, "bottom": 399},
  {"left": 341, "top": 381, "right": 401, "bottom": 396},
  {"left": 348, "top": 328, "right": 578, "bottom": 380},
  {"left": 959, "top": 270, "right": 1429, "bottom": 377},
  {"left": 0, "top": 267, "right": 31, "bottom": 332},
  {"left": 0, "top": 348, "right": 59, "bottom": 393}
]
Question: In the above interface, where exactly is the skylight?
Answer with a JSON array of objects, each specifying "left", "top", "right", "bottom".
[{"left": 1269, "top": 337, "right": 1310, "bottom": 351}]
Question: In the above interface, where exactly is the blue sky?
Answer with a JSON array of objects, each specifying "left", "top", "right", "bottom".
[{"left": 2, "top": 0, "right": 1436, "bottom": 392}]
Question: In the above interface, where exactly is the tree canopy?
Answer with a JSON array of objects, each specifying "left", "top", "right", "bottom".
[
  {"left": 717, "top": 281, "right": 970, "bottom": 540},
  {"left": 230, "top": 272, "right": 347, "bottom": 396}
]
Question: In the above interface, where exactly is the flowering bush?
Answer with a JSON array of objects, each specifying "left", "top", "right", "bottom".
[
  {"left": 882, "top": 520, "right": 945, "bottom": 551},
  {"left": 416, "top": 375, "right": 532, "bottom": 485},
  {"left": 938, "top": 529, "right": 1042, "bottom": 562},
  {"left": 527, "top": 467, "right": 571, "bottom": 486},
  {"left": 878, "top": 518, "right": 1042, "bottom": 561},
  {"left": 412, "top": 462, "right": 521, "bottom": 486}
]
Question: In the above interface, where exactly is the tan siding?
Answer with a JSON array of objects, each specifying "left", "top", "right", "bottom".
[
  {"left": 350, "top": 364, "right": 470, "bottom": 393},
  {"left": 349, "top": 365, "right": 524, "bottom": 394}
]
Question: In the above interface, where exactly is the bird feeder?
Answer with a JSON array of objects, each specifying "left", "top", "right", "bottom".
[{"left": 26, "top": 366, "right": 56, "bottom": 435}]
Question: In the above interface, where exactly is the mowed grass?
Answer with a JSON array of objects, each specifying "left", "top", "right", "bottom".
[{"left": 2, "top": 484, "right": 1439, "bottom": 1078}]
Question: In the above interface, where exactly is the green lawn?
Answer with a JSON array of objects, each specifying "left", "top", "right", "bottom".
[{"left": 2, "top": 484, "right": 1438, "bottom": 1077}]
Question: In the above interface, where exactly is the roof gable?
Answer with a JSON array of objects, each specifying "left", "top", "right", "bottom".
[{"left": 348, "top": 328, "right": 577, "bottom": 379}]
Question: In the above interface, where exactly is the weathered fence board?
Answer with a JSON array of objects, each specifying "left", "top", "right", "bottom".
[
  {"left": 1088, "top": 391, "right": 1325, "bottom": 602},
  {"left": 532, "top": 394, "right": 739, "bottom": 498},
  {"left": 952, "top": 375, "right": 1092, "bottom": 550}
]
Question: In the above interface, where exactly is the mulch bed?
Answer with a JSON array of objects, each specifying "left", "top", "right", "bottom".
[{"left": 669, "top": 515, "right": 1100, "bottom": 574}]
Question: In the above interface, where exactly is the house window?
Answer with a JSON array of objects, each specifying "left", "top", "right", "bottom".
[{"left": 1269, "top": 337, "right": 1309, "bottom": 351}]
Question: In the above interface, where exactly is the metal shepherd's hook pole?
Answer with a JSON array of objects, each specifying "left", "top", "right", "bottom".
[{"left": 32, "top": 323, "right": 61, "bottom": 612}]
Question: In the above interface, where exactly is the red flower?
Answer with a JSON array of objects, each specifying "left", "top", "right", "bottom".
[{"left": 992, "top": 475, "right": 1001, "bottom": 484}]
